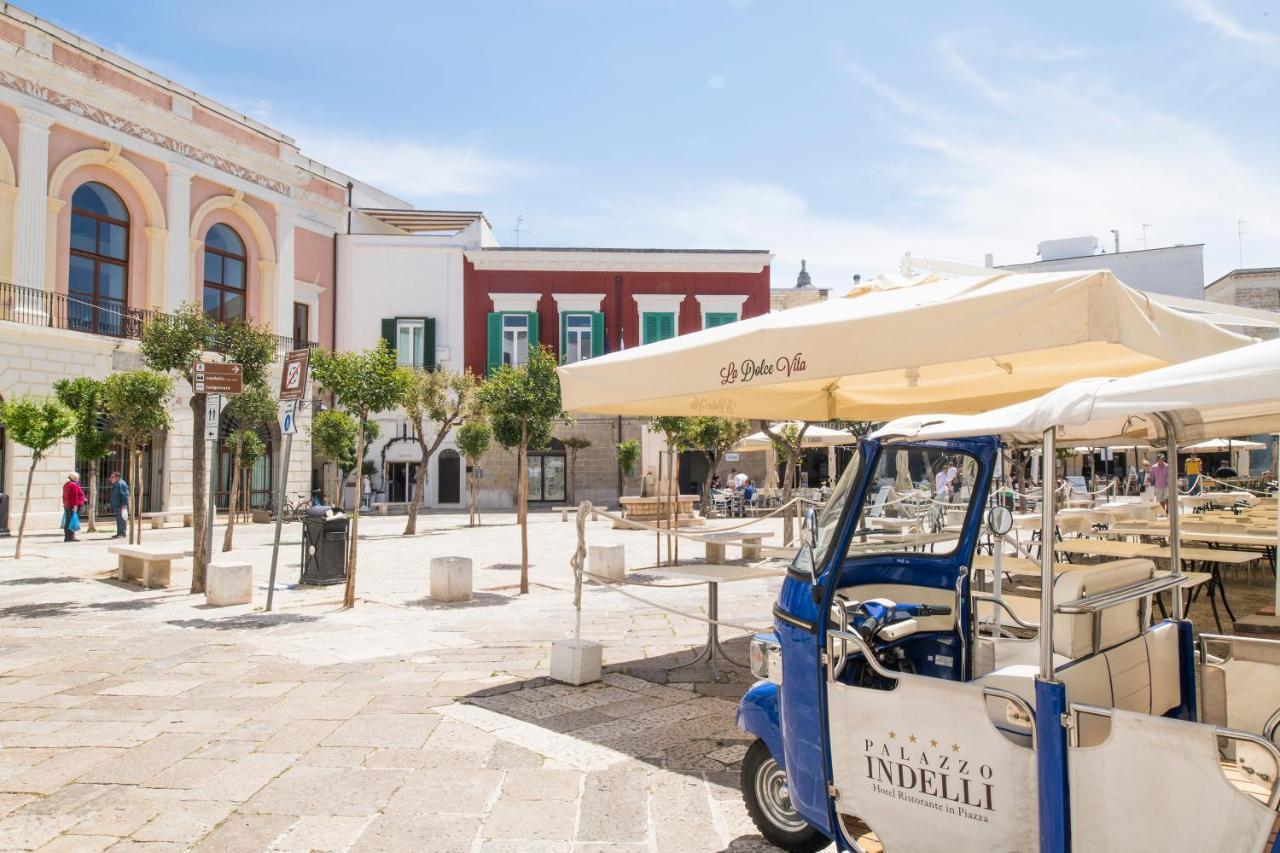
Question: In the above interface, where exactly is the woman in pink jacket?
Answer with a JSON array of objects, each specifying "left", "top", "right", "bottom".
[{"left": 61, "top": 472, "right": 86, "bottom": 543}]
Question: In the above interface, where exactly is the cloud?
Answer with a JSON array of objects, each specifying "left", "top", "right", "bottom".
[
  {"left": 1181, "top": 0, "right": 1280, "bottom": 47},
  {"left": 292, "top": 130, "right": 530, "bottom": 199},
  {"left": 937, "top": 33, "right": 1009, "bottom": 104}
]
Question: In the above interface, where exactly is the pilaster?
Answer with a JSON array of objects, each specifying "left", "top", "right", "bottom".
[
  {"left": 14, "top": 109, "right": 53, "bottom": 291},
  {"left": 274, "top": 206, "right": 296, "bottom": 338},
  {"left": 164, "top": 163, "right": 193, "bottom": 309}
]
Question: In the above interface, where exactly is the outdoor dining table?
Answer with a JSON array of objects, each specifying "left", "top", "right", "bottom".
[
  {"left": 1147, "top": 546, "right": 1259, "bottom": 631},
  {"left": 648, "top": 563, "right": 784, "bottom": 680},
  {"left": 692, "top": 531, "right": 774, "bottom": 562},
  {"left": 1053, "top": 539, "right": 1161, "bottom": 560}
]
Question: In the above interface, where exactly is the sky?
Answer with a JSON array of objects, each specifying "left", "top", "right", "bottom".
[{"left": 24, "top": 0, "right": 1280, "bottom": 291}]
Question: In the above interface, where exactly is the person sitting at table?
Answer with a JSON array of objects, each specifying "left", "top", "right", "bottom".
[
  {"left": 710, "top": 474, "right": 722, "bottom": 491},
  {"left": 742, "top": 479, "right": 756, "bottom": 511}
]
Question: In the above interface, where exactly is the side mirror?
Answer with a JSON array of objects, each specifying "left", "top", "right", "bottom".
[{"left": 805, "top": 507, "right": 818, "bottom": 550}]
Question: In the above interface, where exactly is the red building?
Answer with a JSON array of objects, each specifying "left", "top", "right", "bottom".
[{"left": 462, "top": 247, "right": 772, "bottom": 378}]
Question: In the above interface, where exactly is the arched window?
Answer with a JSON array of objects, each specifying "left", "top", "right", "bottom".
[
  {"left": 203, "top": 223, "right": 247, "bottom": 324},
  {"left": 69, "top": 182, "right": 129, "bottom": 336}
]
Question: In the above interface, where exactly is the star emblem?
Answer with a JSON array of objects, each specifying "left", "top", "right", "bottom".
[
  {"left": 908, "top": 735, "right": 917, "bottom": 744},
  {"left": 888, "top": 730, "right": 896, "bottom": 739},
  {"left": 951, "top": 743, "right": 960, "bottom": 753},
  {"left": 929, "top": 739, "right": 938, "bottom": 748}
]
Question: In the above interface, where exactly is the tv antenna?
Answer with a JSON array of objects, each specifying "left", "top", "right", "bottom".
[
  {"left": 514, "top": 215, "right": 531, "bottom": 247},
  {"left": 1236, "top": 219, "right": 1247, "bottom": 267}
]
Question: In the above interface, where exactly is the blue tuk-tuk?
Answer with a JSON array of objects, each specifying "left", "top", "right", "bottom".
[{"left": 737, "top": 431, "right": 1280, "bottom": 853}]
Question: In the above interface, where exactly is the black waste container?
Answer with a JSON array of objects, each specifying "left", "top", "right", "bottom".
[
  {"left": 300, "top": 510, "right": 347, "bottom": 585},
  {"left": 0, "top": 493, "right": 9, "bottom": 537}
]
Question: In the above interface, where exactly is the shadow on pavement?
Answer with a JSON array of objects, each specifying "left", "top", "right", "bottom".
[
  {"left": 165, "top": 612, "right": 322, "bottom": 631},
  {"left": 403, "top": 592, "right": 515, "bottom": 610},
  {"left": 0, "top": 576, "right": 80, "bottom": 586}
]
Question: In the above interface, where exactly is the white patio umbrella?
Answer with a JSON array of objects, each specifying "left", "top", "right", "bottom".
[
  {"left": 733, "top": 423, "right": 858, "bottom": 489},
  {"left": 559, "top": 270, "right": 1260, "bottom": 420},
  {"left": 1181, "top": 437, "right": 1267, "bottom": 452}
]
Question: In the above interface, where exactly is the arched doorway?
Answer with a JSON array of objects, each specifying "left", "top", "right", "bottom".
[
  {"left": 438, "top": 449, "right": 461, "bottom": 504},
  {"left": 527, "top": 439, "right": 566, "bottom": 503}
]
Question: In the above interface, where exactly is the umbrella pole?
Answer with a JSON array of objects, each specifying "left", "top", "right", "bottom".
[
  {"left": 1039, "top": 428, "right": 1056, "bottom": 681},
  {"left": 1160, "top": 417, "right": 1183, "bottom": 620}
]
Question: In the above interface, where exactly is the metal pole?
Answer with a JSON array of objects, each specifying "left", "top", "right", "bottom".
[
  {"left": 1039, "top": 427, "right": 1056, "bottom": 681},
  {"left": 1274, "top": 434, "right": 1279, "bottom": 616},
  {"left": 1162, "top": 417, "right": 1183, "bottom": 620},
  {"left": 204, "top": 395, "right": 218, "bottom": 575},
  {"left": 993, "top": 445, "right": 1005, "bottom": 638},
  {"left": 265, "top": 430, "right": 292, "bottom": 612}
]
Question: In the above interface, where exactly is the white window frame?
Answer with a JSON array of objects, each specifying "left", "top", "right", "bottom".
[
  {"left": 395, "top": 318, "right": 426, "bottom": 366},
  {"left": 502, "top": 313, "right": 529, "bottom": 367},
  {"left": 563, "top": 312, "right": 594, "bottom": 364},
  {"left": 695, "top": 294, "right": 749, "bottom": 329}
]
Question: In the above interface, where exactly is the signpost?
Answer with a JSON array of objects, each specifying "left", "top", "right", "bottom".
[
  {"left": 192, "top": 362, "right": 243, "bottom": 585},
  {"left": 266, "top": 350, "right": 311, "bottom": 611},
  {"left": 192, "top": 362, "right": 243, "bottom": 395}
]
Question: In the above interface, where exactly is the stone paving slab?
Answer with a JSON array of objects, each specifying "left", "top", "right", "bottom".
[{"left": 0, "top": 512, "right": 814, "bottom": 850}]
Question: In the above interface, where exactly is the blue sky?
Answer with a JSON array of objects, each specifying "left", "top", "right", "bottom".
[{"left": 26, "top": 0, "right": 1280, "bottom": 290}]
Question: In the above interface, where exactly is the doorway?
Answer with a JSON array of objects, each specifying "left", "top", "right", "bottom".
[
  {"left": 527, "top": 445, "right": 566, "bottom": 503},
  {"left": 386, "top": 461, "right": 415, "bottom": 503},
  {"left": 438, "top": 449, "right": 461, "bottom": 504}
]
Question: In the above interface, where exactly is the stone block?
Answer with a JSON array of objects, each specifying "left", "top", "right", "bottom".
[
  {"left": 429, "top": 556, "right": 473, "bottom": 603},
  {"left": 206, "top": 561, "right": 253, "bottom": 607},
  {"left": 587, "top": 545, "right": 625, "bottom": 583},
  {"left": 550, "top": 639, "right": 602, "bottom": 686}
]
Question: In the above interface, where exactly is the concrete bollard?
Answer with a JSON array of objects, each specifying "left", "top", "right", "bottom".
[
  {"left": 550, "top": 638, "right": 602, "bottom": 685},
  {"left": 430, "top": 556, "right": 473, "bottom": 603},
  {"left": 588, "top": 544, "right": 626, "bottom": 583},
  {"left": 206, "top": 561, "right": 253, "bottom": 606}
]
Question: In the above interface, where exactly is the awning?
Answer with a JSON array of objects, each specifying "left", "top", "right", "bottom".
[{"left": 558, "top": 270, "right": 1256, "bottom": 420}]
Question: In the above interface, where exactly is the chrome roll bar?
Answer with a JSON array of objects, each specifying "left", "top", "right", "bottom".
[
  {"left": 973, "top": 592, "right": 1040, "bottom": 631},
  {"left": 1068, "top": 703, "right": 1280, "bottom": 811}
]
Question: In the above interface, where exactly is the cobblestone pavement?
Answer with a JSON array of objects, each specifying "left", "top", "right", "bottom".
[{"left": 0, "top": 510, "right": 827, "bottom": 851}]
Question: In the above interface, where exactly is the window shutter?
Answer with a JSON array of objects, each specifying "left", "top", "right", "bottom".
[
  {"left": 423, "top": 318, "right": 436, "bottom": 369},
  {"left": 591, "top": 312, "right": 605, "bottom": 357},
  {"left": 642, "top": 312, "right": 657, "bottom": 344},
  {"left": 381, "top": 318, "right": 396, "bottom": 352},
  {"left": 526, "top": 311, "right": 539, "bottom": 354},
  {"left": 706, "top": 312, "right": 736, "bottom": 328},
  {"left": 559, "top": 313, "right": 568, "bottom": 364},
  {"left": 486, "top": 312, "right": 503, "bottom": 375}
]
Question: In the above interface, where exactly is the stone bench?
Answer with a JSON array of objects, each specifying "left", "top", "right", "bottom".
[
  {"left": 372, "top": 502, "right": 411, "bottom": 516},
  {"left": 109, "top": 544, "right": 185, "bottom": 589},
  {"left": 207, "top": 560, "right": 252, "bottom": 606},
  {"left": 553, "top": 506, "right": 601, "bottom": 522},
  {"left": 139, "top": 510, "right": 194, "bottom": 529},
  {"left": 691, "top": 531, "right": 773, "bottom": 562}
]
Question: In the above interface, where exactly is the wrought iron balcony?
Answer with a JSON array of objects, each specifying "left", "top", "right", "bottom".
[{"left": 0, "top": 280, "right": 316, "bottom": 354}]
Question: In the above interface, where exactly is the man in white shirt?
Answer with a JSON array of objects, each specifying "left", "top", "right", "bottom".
[{"left": 732, "top": 469, "right": 749, "bottom": 489}]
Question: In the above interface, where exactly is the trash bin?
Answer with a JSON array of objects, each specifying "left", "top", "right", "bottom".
[
  {"left": 0, "top": 493, "right": 9, "bottom": 537},
  {"left": 300, "top": 510, "right": 347, "bottom": 585}
]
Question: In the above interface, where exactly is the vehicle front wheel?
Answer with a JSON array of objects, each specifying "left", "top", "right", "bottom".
[{"left": 741, "top": 739, "right": 829, "bottom": 852}]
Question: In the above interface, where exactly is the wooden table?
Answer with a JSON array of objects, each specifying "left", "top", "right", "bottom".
[
  {"left": 1053, "top": 539, "right": 1160, "bottom": 560},
  {"left": 648, "top": 564, "right": 784, "bottom": 680},
  {"left": 1148, "top": 547, "right": 1260, "bottom": 631},
  {"left": 692, "top": 531, "right": 774, "bottom": 562}
]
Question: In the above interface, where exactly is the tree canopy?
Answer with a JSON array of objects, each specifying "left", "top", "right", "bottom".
[{"left": 480, "top": 345, "right": 562, "bottom": 451}]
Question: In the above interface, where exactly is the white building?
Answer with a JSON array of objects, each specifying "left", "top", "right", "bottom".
[{"left": 995, "top": 237, "right": 1205, "bottom": 299}]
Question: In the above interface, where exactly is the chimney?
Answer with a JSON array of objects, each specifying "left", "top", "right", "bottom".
[
  {"left": 1111, "top": 229, "right": 1120, "bottom": 254},
  {"left": 852, "top": 274, "right": 861, "bottom": 286},
  {"left": 984, "top": 252, "right": 994, "bottom": 268}
]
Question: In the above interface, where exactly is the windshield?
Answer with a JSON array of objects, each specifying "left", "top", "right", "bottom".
[
  {"left": 845, "top": 445, "right": 980, "bottom": 558},
  {"left": 812, "top": 442, "right": 862, "bottom": 567}
]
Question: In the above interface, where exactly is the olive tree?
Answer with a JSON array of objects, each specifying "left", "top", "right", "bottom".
[
  {"left": 478, "top": 345, "right": 562, "bottom": 594},
  {"left": 0, "top": 397, "right": 76, "bottom": 558},
  {"left": 400, "top": 367, "right": 481, "bottom": 536},
  {"left": 102, "top": 371, "right": 174, "bottom": 545},
  {"left": 220, "top": 384, "right": 276, "bottom": 552},
  {"left": 646, "top": 416, "right": 693, "bottom": 565},
  {"left": 52, "top": 377, "right": 115, "bottom": 532},
  {"left": 455, "top": 420, "right": 491, "bottom": 528},
  {"left": 760, "top": 420, "right": 812, "bottom": 545},
  {"left": 312, "top": 342, "right": 412, "bottom": 608},
  {"left": 311, "top": 411, "right": 380, "bottom": 506},
  {"left": 616, "top": 439, "right": 640, "bottom": 495},
  {"left": 684, "top": 416, "right": 751, "bottom": 515}
]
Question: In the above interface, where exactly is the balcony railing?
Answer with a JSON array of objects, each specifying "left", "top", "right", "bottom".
[{"left": 0, "top": 280, "right": 316, "bottom": 355}]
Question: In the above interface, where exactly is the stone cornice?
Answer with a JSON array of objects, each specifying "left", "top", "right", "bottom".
[{"left": 465, "top": 249, "right": 772, "bottom": 274}]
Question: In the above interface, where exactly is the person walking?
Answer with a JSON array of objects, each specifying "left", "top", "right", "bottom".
[
  {"left": 61, "top": 472, "right": 86, "bottom": 543},
  {"left": 108, "top": 471, "right": 129, "bottom": 539},
  {"left": 1149, "top": 455, "right": 1170, "bottom": 512}
]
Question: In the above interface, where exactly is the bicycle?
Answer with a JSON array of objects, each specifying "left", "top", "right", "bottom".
[{"left": 279, "top": 492, "right": 311, "bottom": 523}]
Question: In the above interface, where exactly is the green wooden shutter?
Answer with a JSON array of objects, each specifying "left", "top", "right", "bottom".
[
  {"left": 591, "top": 312, "right": 605, "bottom": 357},
  {"left": 642, "top": 312, "right": 657, "bottom": 344},
  {"left": 526, "top": 311, "right": 539, "bottom": 357},
  {"left": 705, "top": 312, "right": 736, "bottom": 328},
  {"left": 661, "top": 313, "right": 676, "bottom": 340},
  {"left": 381, "top": 318, "right": 396, "bottom": 353},
  {"left": 486, "top": 313, "right": 503, "bottom": 375},
  {"left": 423, "top": 318, "right": 436, "bottom": 369},
  {"left": 559, "top": 313, "right": 568, "bottom": 364}
]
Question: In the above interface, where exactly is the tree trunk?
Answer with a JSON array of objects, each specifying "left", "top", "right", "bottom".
[
  {"left": 404, "top": 444, "right": 429, "bottom": 536},
  {"left": 133, "top": 450, "right": 144, "bottom": 545},
  {"left": 86, "top": 466, "right": 98, "bottom": 533},
  {"left": 700, "top": 451, "right": 716, "bottom": 518},
  {"left": 519, "top": 421, "right": 529, "bottom": 595},
  {"left": 782, "top": 449, "right": 798, "bottom": 546},
  {"left": 14, "top": 457, "right": 37, "bottom": 559},
  {"left": 467, "top": 467, "right": 476, "bottom": 527},
  {"left": 668, "top": 446, "right": 677, "bottom": 564},
  {"left": 190, "top": 396, "right": 208, "bottom": 593},
  {"left": 222, "top": 439, "right": 241, "bottom": 552},
  {"left": 343, "top": 419, "right": 366, "bottom": 608}
]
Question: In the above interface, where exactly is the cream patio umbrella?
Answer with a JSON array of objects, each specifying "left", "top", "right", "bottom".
[
  {"left": 558, "top": 270, "right": 1260, "bottom": 420},
  {"left": 734, "top": 422, "right": 859, "bottom": 489},
  {"left": 1181, "top": 437, "right": 1267, "bottom": 452}
]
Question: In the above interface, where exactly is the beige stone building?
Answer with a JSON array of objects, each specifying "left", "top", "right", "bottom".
[
  {"left": 1205, "top": 267, "right": 1280, "bottom": 341},
  {"left": 769, "top": 259, "right": 829, "bottom": 312}
]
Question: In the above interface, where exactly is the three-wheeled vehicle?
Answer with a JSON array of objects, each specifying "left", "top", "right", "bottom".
[{"left": 737, "top": 339, "right": 1280, "bottom": 853}]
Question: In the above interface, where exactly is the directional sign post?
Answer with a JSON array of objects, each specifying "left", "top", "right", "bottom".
[
  {"left": 192, "top": 362, "right": 243, "bottom": 395},
  {"left": 266, "top": 351, "right": 310, "bottom": 612},
  {"left": 193, "top": 363, "right": 240, "bottom": 580}
]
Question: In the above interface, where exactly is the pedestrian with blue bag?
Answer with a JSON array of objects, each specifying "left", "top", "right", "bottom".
[{"left": 61, "top": 472, "right": 86, "bottom": 543}]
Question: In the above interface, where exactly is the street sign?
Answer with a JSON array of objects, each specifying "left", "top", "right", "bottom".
[
  {"left": 725, "top": 452, "right": 740, "bottom": 462},
  {"left": 278, "top": 399, "right": 298, "bottom": 436},
  {"left": 192, "top": 362, "right": 243, "bottom": 395},
  {"left": 279, "top": 349, "right": 310, "bottom": 402},
  {"left": 205, "top": 395, "right": 222, "bottom": 440}
]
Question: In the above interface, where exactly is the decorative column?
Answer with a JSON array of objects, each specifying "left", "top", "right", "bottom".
[
  {"left": 14, "top": 108, "right": 53, "bottom": 291},
  {"left": 163, "top": 163, "right": 193, "bottom": 310},
  {"left": 274, "top": 205, "right": 296, "bottom": 339},
  {"left": 144, "top": 226, "right": 168, "bottom": 311}
]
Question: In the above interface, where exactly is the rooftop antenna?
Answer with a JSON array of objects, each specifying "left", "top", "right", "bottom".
[
  {"left": 514, "top": 215, "right": 530, "bottom": 247},
  {"left": 1141, "top": 223, "right": 1151, "bottom": 249},
  {"left": 1237, "top": 219, "right": 1246, "bottom": 267}
]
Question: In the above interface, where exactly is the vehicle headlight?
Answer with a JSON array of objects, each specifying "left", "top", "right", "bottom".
[{"left": 750, "top": 634, "right": 782, "bottom": 684}]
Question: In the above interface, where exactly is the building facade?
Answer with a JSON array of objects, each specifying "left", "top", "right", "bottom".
[
  {"left": 1205, "top": 267, "right": 1280, "bottom": 341},
  {"left": 0, "top": 7, "right": 351, "bottom": 529},
  {"left": 996, "top": 238, "right": 1205, "bottom": 299}
]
